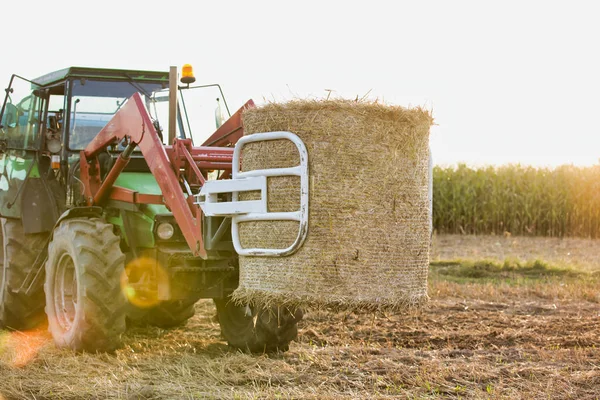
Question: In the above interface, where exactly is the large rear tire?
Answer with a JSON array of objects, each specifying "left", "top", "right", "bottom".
[
  {"left": 214, "top": 298, "right": 302, "bottom": 353},
  {"left": 44, "top": 217, "right": 126, "bottom": 352},
  {"left": 0, "top": 218, "right": 47, "bottom": 330}
]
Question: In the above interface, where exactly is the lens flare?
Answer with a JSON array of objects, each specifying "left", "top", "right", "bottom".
[
  {"left": 0, "top": 323, "right": 50, "bottom": 368},
  {"left": 0, "top": 331, "right": 9, "bottom": 354},
  {"left": 120, "top": 256, "right": 168, "bottom": 309}
]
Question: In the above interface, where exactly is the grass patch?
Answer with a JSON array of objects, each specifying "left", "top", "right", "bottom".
[{"left": 429, "top": 259, "right": 589, "bottom": 284}]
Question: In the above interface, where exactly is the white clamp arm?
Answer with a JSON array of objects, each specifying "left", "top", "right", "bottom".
[{"left": 195, "top": 131, "right": 309, "bottom": 257}]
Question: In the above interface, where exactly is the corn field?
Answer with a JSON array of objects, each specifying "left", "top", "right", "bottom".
[{"left": 432, "top": 164, "right": 600, "bottom": 238}]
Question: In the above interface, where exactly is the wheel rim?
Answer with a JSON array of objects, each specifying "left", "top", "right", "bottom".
[{"left": 54, "top": 252, "right": 77, "bottom": 331}]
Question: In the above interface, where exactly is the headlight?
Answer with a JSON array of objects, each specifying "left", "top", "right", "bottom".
[
  {"left": 156, "top": 223, "right": 174, "bottom": 240},
  {"left": 47, "top": 138, "right": 62, "bottom": 153}
]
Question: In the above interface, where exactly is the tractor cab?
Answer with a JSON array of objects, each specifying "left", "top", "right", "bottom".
[
  {"left": 1, "top": 66, "right": 229, "bottom": 151},
  {"left": 0, "top": 67, "right": 231, "bottom": 226}
]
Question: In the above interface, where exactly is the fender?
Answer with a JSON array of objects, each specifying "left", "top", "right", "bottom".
[
  {"left": 21, "top": 177, "right": 66, "bottom": 234},
  {"left": 53, "top": 206, "right": 104, "bottom": 230}
]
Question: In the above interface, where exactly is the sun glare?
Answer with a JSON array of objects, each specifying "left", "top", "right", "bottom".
[
  {"left": 121, "top": 256, "right": 168, "bottom": 309},
  {"left": 0, "top": 324, "right": 49, "bottom": 368}
]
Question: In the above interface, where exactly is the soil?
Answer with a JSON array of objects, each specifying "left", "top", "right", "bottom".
[{"left": 1, "top": 234, "right": 599, "bottom": 399}]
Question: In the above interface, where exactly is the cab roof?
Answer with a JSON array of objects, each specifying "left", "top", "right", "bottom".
[{"left": 33, "top": 67, "right": 170, "bottom": 87}]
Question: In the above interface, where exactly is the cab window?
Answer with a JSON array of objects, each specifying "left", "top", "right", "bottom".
[{"left": 0, "top": 75, "right": 43, "bottom": 150}]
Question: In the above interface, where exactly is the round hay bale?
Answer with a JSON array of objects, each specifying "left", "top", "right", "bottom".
[{"left": 232, "top": 99, "right": 433, "bottom": 311}]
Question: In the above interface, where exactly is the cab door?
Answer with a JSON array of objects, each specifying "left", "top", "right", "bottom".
[
  {"left": 0, "top": 75, "right": 66, "bottom": 233},
  {"left": 0, "top": 75, "right": 44, "bottom": 219}
]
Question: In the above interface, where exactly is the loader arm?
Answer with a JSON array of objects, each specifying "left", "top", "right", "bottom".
[{"left": 79, "top": 92, "right": 236, "bottom": 257}]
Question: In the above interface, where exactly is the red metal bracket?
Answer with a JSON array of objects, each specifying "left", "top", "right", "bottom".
[
  {"left": 79, "top": 151, "right": 101, "bottom": 204},
  {"left": 109, "top": 187, "right": 164, "bottom": 204}
]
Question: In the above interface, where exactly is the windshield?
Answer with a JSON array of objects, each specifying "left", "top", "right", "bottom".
[
  {"left": 67, "top": 78, "right": 230, "bottom": 150},
  {"left": 151, "top": 84, "right": 230, "bottom": 146},
  {"left": 68, "top": 79, "right": 167, "bottom": 150}
]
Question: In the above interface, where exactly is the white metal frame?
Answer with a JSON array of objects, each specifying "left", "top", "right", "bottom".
[{"left": 195, "top": 131, "right": 309, "bottom": 256}]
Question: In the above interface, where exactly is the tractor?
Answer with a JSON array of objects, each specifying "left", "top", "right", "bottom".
[{"left": 0, "top": 65, "right": 304, "bottom": 353}]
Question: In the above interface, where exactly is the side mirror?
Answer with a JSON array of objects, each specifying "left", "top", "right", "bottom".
[
  {"left": 214, "top": 98, "right": 226, "bottom": 129},
  {"left": 1, "top": 103, "right": 18, "bottom": 129}
]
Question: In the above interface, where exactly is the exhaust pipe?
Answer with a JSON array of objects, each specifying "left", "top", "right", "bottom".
[{"left": 168, "top": 65, "right": 177, "bottom": 145}]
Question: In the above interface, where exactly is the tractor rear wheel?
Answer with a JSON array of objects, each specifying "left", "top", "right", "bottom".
[
  {"left": 44, "top": 217, "right": 126, "bottom": 352},
  {"left": 214, "top": 298, "right": 302, "bottom": 353},
  {"left": 0, "top": 218, "right": 47, "bottom": 330}
]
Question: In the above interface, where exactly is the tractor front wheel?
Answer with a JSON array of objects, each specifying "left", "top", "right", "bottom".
[
  {"left": 214, "top": 298, "right": 302, "bottom": 353},
  {"left": 44, "top": 218, "right": 126, "bottom": 352}
]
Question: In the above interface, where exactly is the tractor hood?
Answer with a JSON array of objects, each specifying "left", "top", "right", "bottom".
[{"left": 113, "top": 172, "right": 170, "bottom": 218}]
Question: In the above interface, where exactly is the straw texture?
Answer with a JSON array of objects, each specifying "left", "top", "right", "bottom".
[{"left": 232, "top": 99, "right": 433, "bottom": 311}]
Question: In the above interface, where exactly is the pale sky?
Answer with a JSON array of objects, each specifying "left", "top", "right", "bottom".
[{"left": 2, "top": 0, "right": 598, "bottom": 168}]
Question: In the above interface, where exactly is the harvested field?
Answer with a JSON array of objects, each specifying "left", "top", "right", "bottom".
[
  {"left": 1, "top": 234, "right": 600, "bottom": 399},
  {"left": 432, "top": 233, "right": 600, "bottom": 271}
]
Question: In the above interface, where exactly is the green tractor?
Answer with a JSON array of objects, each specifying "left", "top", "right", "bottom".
[{"left": 0, "top": 66, "right": 303, "bottom": 352}]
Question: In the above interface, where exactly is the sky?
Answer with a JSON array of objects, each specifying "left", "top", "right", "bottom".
[{"left": 1, "top": 0, "right": 599, "bottom": 168}]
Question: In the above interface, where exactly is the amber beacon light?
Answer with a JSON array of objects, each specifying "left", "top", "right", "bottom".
[{"left": 180, "top": 64, "right": 196, "bottom": 84}]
